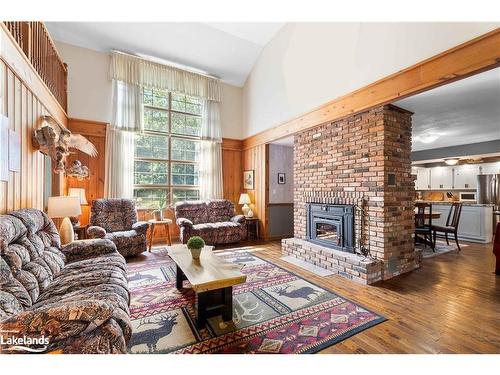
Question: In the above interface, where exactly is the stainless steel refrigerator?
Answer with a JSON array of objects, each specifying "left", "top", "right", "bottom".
[{"left": 477, "top": 174, "right": 500, "bottom": 234}]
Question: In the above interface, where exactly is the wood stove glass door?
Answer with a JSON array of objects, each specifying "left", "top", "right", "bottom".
[{"left": 312, "top": 218, "right": 342, "bottom": 248}]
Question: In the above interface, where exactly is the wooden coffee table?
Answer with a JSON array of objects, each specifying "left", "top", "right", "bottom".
[{"left": 168, "top": 245, "right": 247, "bottom": 328}]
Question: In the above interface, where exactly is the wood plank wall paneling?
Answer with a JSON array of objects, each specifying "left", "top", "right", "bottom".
[
  {"left": 222, "top": 138, "right": 243, "bottom": 214},
  {"left": 0, "top": 59, "right": 49, "bottom": 214},
  {"left": 66, "top": 118, "right": 107, "bottom": 225},
  {"left": 243, "top": 143, "right": 269, "bottom": 240}
]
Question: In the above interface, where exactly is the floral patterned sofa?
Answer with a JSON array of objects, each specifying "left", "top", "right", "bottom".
[
  {"left": 0, "top": 209, "right": 131, "bottom": 354},
  {"left": 175, "top": 199, "right": 246, "bottom": 245},
  {"left": 87, "top": 199, "right": 150, "bottom": 258}
]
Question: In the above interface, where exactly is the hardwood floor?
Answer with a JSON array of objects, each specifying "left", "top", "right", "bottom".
[{"left": 143, "top": 239, "right": 500, "bottom": 353}]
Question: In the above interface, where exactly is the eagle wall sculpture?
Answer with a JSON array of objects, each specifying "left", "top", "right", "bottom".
[{"left": 33, "top": 115, "right": 98, "bottom": 173}]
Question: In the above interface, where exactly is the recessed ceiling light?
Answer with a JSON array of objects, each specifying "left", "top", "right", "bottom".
[
  {"left": 418, "top": 133, "right": 440, "bottom": 144},
  {"left": 444, "top": 158, "right": 460, "bottom": 166}
]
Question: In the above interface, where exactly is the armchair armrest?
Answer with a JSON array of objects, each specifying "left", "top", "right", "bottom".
[
  {"left": 0, "top": 299, "right": 114, "bottom": 351},
  {"left": 132, "top": 221, "right": 150, "bottom": 234},
  {"left": 176, "top": 218, "right": 193, "bottom": 228},
  {"left": 87, "top": 225, "right": 106, "bottom": 239},
  {"left": 231, "top": 215, "right": 246, "bottom": 224},
  {"left": 61, "top": 239, "right": 118, "bottom": 263}
]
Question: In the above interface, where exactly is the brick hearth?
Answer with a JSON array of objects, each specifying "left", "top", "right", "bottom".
[
  {"left": 282, "top": 238, "right": 382, "bottom": 284},
  {"left": 284, "top": 104, "right": 419, "bottom": 283}
]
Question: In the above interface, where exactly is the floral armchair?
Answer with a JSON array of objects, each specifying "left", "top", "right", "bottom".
[
  {"left": 0, "top": 209, "right": 131, "bottom": 354},
  {"left": 175, "top": 199, "right": 246, "bottom": 245},
  {"left": 87, "top": 199, "right": 149, "bottom": 258}
]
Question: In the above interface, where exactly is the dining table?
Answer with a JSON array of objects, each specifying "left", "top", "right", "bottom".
[{"left": 414, "top": 211, "right": 441, "bottom": 220}]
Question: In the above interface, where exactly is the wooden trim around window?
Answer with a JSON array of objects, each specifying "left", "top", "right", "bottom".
[{"left": 242, "top": 28, "right": 500, "bottom": 149}]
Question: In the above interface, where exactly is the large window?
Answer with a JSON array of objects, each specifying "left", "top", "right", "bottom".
[{"left": 134, "top": 88, "right": 202, "bottom": 208}]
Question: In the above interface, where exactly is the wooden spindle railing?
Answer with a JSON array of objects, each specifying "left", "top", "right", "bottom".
[{"left": 3, "top": 21, "right": 67, "bottom": 112}]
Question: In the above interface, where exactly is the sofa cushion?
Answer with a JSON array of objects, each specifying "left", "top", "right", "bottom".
[
  {"left": 206, "top": 199, "right": 234, "bottom": 223},
  {"left": 213, "top": 221, "right": 244, "bottom": 243},
  {"left": 41, "top": 261, "right": 128, "bottom": 300},
  {"left": 192, "top": 223, "right": 218, "bottom": 244},
  {"left": 90, "top": 199, "right": 138, "bottom": 232},
  {"left": 175, "top": 201, "right": 208, "bottom": 225},
  {"left": 0, "top": 257, "right": 28, "bottom": 318},
  {"left": 104, "top": 231, "right": 147, "bottom": 258},
  {"left": 0, "top": 211, "right": 65, "bottom": 313},
  {"left": 9, "top": 209, "right": 62, "bottom": 251}
]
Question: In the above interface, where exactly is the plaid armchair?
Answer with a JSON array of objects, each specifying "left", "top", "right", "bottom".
[
  {"left": 0, "top": 209, "right": 131, "bottom": 354},
  {"left": 87, "top": 199, "right": 150, "bottom": 258},
  {"left": 175, "top": 199, "right": 246, "bottom": 245}
]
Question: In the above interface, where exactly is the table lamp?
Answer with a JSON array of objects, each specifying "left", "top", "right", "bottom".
[
  {"left": 238, "top": 193, "right": 253, "bottom": 217},
  {"left": 47, "top": 196, "right": 81, "bottom": 245},
  {"left": 68, "top": 188, "right": 88, "bottom": 226}
]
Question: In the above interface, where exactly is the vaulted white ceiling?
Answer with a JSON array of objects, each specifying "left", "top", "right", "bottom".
[
  {"left": 395, "top": 68, "right": 500, "bottom": 151},
  {"left": 45, "top": 22, "right": 284, "bottom": 87}
]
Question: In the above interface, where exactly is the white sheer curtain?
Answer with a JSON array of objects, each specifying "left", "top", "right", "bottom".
[
  {"left": 199, "top": 100, "right": 223, "bottom": 200},
  {"left": 110, "top": 51, "right": 221, "bottom": 102},
  {"left": 104, "top": 80, "right": 143, "bottom": 198},
  {"left": 107, "top": 51, "right": 224, "bottom": 200}
]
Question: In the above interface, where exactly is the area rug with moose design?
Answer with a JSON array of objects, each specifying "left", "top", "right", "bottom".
[{"left": 126, "top": 248, "right": 386, "bottom": 354}]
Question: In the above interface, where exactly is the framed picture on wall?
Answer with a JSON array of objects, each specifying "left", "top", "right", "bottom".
[
  {"left": 243, "top": 170, "right": 254, "bottom": 190},
  {"left": 0, "top": 115, "right": 9, "bottom": 181},
  {"left": 278, "top": 173, "right": 286, "bottom": 184}
]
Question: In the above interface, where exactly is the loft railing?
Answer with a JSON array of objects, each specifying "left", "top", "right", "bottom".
[{"left": 3, "top": 21, "right": 67, "bottom": 112}]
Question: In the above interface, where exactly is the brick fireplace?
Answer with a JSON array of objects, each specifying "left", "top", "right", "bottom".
[{"left": 282, "top": 104, "right": 419, "bottom": 284}]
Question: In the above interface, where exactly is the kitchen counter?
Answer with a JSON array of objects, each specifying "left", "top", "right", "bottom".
[{"left": 415, "top": 200, "right": 495, "bottom": 207}]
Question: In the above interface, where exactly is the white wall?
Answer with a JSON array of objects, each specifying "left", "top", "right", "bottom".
[
  {"left": 220, "top": 83, "right": 244, "bottom": 139},
  {"left": 268, "top": 144, "right": 294, "bottom": 204},
  {"left": 56, "top": 41, "right": 244, "bottom": 139},
  {"left": 242, "top": 22, "right": 500, "bottom": 138},
  {"left": 56, "top": 41, "right": 112, "bottom": 123},
  {"left": 268, "top": 144, "right": 294, "bottom": 238}
]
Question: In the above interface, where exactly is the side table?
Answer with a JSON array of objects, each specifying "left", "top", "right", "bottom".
[
  {"left": 74, "top": 225, "right": 88, "bottom": 240},
  {"left": 148, "top": 219, "right": 173, "bottom": 251},
  {"left": 245, "top": 217, "right": 259, "bottom": 240}
]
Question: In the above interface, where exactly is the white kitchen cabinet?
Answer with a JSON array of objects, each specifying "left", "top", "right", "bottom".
[
  {"left": 429, "top": 204, "right": 493, "bottom": 243},
  {"left": 414, "top": 167, "right": 430, "bottom": 190},
  {"left": 479, "top": 162, "right": 500, "bottom": 175},
  {"left": 430, "top": 166, "right": 454, "bottom": 189},
  {"left": 453, "top": 164, "right": 479, "bottom": 189},
  {"left": 413, "top": 163, "right": 499, "bottom": 190}
]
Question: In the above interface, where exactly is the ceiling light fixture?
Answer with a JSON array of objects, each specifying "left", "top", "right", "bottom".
[
  {"left": 418, "top": 133, "right": 440, "bottom": 144},
  {"left": 444, "top": 158, "right": 460, "bottom": 166}
]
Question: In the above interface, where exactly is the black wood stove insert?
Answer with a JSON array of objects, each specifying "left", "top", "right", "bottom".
[{"left": 306, "top": 203, "right": 355, "bottom": 253}]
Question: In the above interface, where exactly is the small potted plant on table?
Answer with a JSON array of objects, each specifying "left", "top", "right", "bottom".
[{"left": 187, "top": 236, "right": 205, "bottom": 260}]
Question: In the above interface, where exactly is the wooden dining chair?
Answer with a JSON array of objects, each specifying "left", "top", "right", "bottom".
[
  {"left": 415, "top": 202, "right": 434, "bottom": 251},
  {"left": 432, "top": 202, "right": 463, "bottom": 251}
]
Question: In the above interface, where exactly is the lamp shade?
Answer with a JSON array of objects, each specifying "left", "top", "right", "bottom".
[
  {"left": 68, "top": 188, "right": 88, "bottom": 205},
  {"left": 238, "top": 193, "right": 251, "bottom": 205},
  {"left": 47, "top": 196, "right": 82, "bottom": 218}
]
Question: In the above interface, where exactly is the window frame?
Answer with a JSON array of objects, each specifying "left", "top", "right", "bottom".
[{"left": 134, "top": 89, "right": 202, "bottom": 208}]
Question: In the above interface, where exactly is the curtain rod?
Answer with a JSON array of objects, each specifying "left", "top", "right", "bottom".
[{"left": 110, "top": 50, "right": 219, "bottom": 81}]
